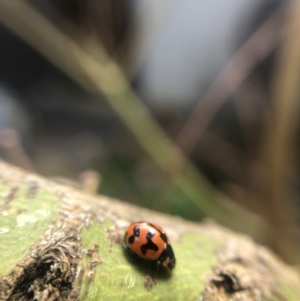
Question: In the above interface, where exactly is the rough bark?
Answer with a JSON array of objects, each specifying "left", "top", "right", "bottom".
[{"left": 0, "top": 161, "right": 299, "bottom": 301}]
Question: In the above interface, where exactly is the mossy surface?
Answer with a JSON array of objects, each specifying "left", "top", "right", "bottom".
[
  {"left": 0, "top": 184, "right": 60, "bottom": 276},
  {"left": 80, "top": 220, "right": 220, "bottom": 301}
]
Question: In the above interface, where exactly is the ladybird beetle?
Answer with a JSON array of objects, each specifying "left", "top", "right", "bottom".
[{"left": 124, "top": 221, "right": 176, "bottom": 270}]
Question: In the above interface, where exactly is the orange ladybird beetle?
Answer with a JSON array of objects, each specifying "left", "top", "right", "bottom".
[{"left": 124, "top": 221, "right": 176, "bottom": 270}]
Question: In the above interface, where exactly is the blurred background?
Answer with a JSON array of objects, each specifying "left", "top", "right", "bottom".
[{"left": 0, "top": 0, "right": 299, "bottom": 264}]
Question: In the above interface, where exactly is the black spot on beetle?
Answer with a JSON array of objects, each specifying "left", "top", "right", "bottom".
[
  {"left": 133, "top": 226, "right": 140, "bottom": 237},
  {"left": 128, "top": 226, "right": 140, "bottom": 244},
  {"left": 140, "top": 231, "right": 159, "bottom": 255},
  {"left": 128, "top": 235, "right": 135, "bottom": 244},
  {"left": 146, "top": 231, "right": 155, "bottom": 241},
  {"left": 160, "top": 232, "right": 168, "bottom": 243}
]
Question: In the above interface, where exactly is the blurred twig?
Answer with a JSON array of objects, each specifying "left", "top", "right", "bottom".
[
  {"left": 0, "top": 0, "right": 262, "bottom": 232},
  {"left": 263, "top": 0, "right": 300, "bottom": 263},
  {"left": 175, "top": 6, "right": 285, "bottom": 155}
]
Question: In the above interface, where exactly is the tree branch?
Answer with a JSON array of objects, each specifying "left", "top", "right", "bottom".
[{"left": 0, "top": 161, "right": 299, "bottom": 300}]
